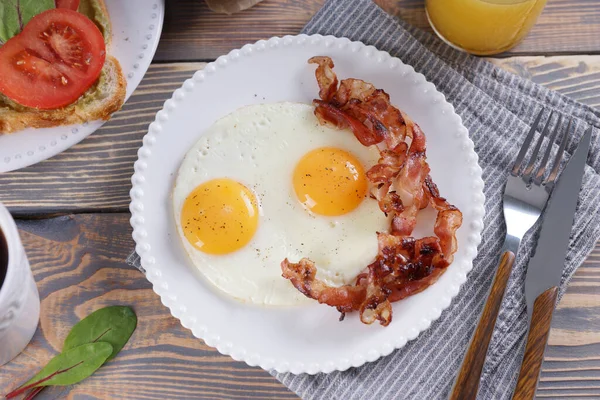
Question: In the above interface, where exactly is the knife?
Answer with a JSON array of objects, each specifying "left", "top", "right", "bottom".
[{"left": 512, "top": 126, "right": 593, "bottom": 400}]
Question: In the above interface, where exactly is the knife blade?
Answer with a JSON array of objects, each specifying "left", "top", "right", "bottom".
[{"left": 524, "top": 126, "right": 593, "bottom": 323}]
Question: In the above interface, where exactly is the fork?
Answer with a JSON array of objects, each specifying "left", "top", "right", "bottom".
[{"left": 449, "top": 108, "right": 571, "bottom": 400}]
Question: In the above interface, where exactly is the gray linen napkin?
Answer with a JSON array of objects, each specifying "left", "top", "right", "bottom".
[{"left": 129, "top": 0, "right": 600, "bottom": 398}]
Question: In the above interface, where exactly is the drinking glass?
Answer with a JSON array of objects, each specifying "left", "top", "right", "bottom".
[
  {"left": 426, "top": 0, "right": 548, "bottom": 55},
  {"left": 0, "top": 203, "right": 40, "bottom": 366}
]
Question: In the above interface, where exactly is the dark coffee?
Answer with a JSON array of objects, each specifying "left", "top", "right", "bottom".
[{"left": 0, "top": 228, "right": 7, "bottom": 289}]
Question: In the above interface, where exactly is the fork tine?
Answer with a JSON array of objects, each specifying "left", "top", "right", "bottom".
[
  {"left": 512, "top": 108, "right": 545, "bottom": 176},
  {"left": 522, "top": 111, "right": 555, "bottom": 181},
  {"left": 544, "top": 118, "right": 573, "bottom": 190},
  {"left": 533, "top": 113, "right": 563, "bottom": 185}
]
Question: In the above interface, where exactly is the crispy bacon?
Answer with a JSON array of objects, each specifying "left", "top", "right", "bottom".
[
  {"left": 313, "top": 100, "right": 384, "bottom": 146},
  {"left": 345, "top": 90, "right": 409, "bottom": 150},
  {"left": 281, "top": 258, "right": 366, "bottom": 312},
  {"left": 425, "top": 176, "right": 463, "bottom": 267},
  {"left": 367, "top": 146, "right": 407, "bottom": 215},
  {"left": 335, "top": 79, "right": 376, "bottom": 106},
  {"left": 281, "top": 56, "right": 463, "bottom": 326},
  {"left": 308, "top": 56, "right": 338, "bottom": 102}
]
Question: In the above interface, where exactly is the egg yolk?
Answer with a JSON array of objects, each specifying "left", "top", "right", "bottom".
[
  {"left": 181, "top": 178, "right": 259, "bottom": 255},
  {"left": 293, "top": 147, "right": 368, "bottom": 216}
]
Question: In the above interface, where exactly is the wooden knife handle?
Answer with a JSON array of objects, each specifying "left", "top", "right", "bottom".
[
  {"left": 450, "top": 251, "right": 516, "bottom": 400},
  {"left": 512, "top": 286, "right": 559, "bottom": 400}
]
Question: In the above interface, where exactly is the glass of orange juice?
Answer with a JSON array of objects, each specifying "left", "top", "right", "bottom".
[{"left": 426, "top": 0, "right": 548, "bottom": 55}]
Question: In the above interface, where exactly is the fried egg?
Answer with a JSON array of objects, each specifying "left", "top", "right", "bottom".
[{"left": 173, "top": 102, "right": 388, "bottom": 306}]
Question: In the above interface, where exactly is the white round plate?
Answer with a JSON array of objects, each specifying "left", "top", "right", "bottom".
[
  {"left": 0, "top": 0, "right": 165, "bottom": 173},
  {"left": 130, "top": 35, "right": 485, "bottom": 375}
]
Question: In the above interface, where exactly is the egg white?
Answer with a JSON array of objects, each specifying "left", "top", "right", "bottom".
[{"left": 173, "top": 102, "right": 388, "bottom": 306}]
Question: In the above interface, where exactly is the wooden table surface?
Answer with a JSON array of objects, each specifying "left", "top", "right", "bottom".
[{"left": 1, "top": 1, "right": 600, "bottom": 399}]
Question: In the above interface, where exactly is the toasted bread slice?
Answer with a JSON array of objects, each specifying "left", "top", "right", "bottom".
[
  {"left": 0, "top": 56, "right": 126, "bottom": 134},
  {"left": 0, "top": 0, "right": 126, "bottom": 134},
  {"left": 79, "top": 0, "right": 112, "bottom": 46}
]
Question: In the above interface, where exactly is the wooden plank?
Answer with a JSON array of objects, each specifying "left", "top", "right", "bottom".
[
  {"left": 156, "top": 0, "right": 324, "bottom": 61},
  {"left": 154, "top": 0, "right": 600, "bottom": 62},
  {"left": 0, "top": 214, "right": 598, "bottom": 398},
  {"left": 2, "top": 55, "right": 600, "bottom": 214}
]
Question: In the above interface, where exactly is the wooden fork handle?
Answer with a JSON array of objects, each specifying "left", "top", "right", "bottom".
[
  {"left": 449, "top": 251, "right": 516, "bottom": 400},
  {"left": 512, "top": 286, "right": 559, "bottom": 400}
]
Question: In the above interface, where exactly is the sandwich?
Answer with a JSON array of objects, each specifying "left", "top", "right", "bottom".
[{"left": 0, "top": 0, "right": 126, "bottom": 134}]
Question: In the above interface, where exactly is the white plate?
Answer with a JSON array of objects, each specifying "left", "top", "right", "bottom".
[
  {"left": 130, "top": 35, "right": 485, "bottom": 374},
  {"left": 0, "top": 0, "right": 165, "bottom": 173}
]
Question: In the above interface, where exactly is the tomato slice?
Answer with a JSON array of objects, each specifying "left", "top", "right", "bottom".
[
  {"left": 0, "top": 8, "right": 105, "bottom": 109},
  {"left": 56, "top": 0, "right": 80, "bottom": 11}
]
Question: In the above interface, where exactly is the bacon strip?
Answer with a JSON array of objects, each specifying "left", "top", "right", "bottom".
[
  {"left": 308, "top": 56, "right": 338, "bottom": 102},
  {"left": 281, "top": 258, "right": 365, "bottom": 313},
  {"left": 425, "top": 176, "right": 463, "bottom": 267},
  {"left": 281, "top": 57, "right": 463, "bottom": 326},
  {"left": 313, "top": 100, "right": 384, "bottom": 146}
]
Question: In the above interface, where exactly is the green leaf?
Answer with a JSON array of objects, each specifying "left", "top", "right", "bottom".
[
  {"left": 26, "top": 343, "right": 111, "bottom": 388},
  {"left": 63, "top": 306, "right": 137, "bottom": 361},
  {"left": 0, "top": 0, "right": 55, "bottom": 44},
  {"left": 6, "top": 343, "right": 112, "bottom": 398},
  {"left": 6, "top": 306, "right": 137, "bottom": 399}
]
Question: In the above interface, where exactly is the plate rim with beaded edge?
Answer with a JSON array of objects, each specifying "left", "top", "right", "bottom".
[
  {"left": 0, "top": 0, "right": 165, "bottom": 173},
  {"left": 129, "top": 34, "right": 485, "bottom": 375}
]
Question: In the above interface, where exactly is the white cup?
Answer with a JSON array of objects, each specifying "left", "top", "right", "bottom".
[{"left": 0, "top": 203, "right": 40, "bottom": 366}]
